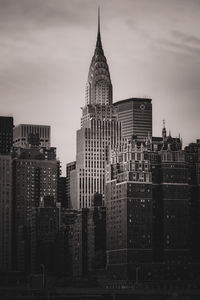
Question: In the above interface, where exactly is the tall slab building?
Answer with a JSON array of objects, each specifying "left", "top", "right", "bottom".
[
  {"left": 0, "top": 155, "right": 12, "bottom": 270},
  {"left": 13, "top": 124, "right": 51, "bottom": 148},
  {"left": 105, "top": 130, "right": 191, "bottom": 281},
  {"left": 0, "top": 116, "right": 13, "bottom": 154},
  {"left": 71, "top": 10, "right": 121, "bottom": 209},
  {"left": 106, "top": 140, "right": 153, "bottom": 279},
  {"left": 114, "top": 98, "right": 152, "bottom": 140},
  {"left": 12, "top": 130, "right": 59, "bottom": 273},
  {"left": 0, "top": 116, "right": 13, "bottom": 270}
]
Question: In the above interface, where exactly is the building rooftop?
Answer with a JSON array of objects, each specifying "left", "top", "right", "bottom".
[{"left": 114, "top": 97, "right": 152, "bottom": 105}]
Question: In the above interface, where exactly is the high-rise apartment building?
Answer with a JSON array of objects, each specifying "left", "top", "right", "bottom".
[
  {"left": 71, "top": 11, "right": 121, "bottom": 209},
  {"left": 184, "top": 140, "right": 200, "bottom": 261},
  {"left": 114, "top": 98, "right": 152, "bottom": 140},
  {"left": 0, "top": 116, "right": 13, "bottom": 154},
  {"left": 13, "top": 124, "right": 51, "bottom": 148},
  {"left": 12, "top": 147, "right": 58, "bottom": 273},
  {"left": 106, "top": 128, "right": 191, "bottom": 281},
  {"left": 160, "top": 149, "right": 189, "bottom": 263},
  {"left": 106, "top": 139, "right": 153, "bottom": 280}
]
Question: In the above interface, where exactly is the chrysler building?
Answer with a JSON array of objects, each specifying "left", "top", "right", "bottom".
[
  {"left": 85, "top": 9, "right": 112, "bottom": 106},
  {"left": 70, "top": 9, "right": 121, "bottom": 209}
]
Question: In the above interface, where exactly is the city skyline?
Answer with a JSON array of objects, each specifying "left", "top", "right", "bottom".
[{"left": 0, "top": 0, "right": 200, "bottom": 174}]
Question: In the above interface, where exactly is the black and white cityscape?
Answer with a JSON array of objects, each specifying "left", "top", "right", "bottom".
[{"left": 0, "top": 1, "right": 200, "bottom": 299}]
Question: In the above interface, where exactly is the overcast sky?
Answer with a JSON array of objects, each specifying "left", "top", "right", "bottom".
[{"left": 0, "top": 0, "right": 200, "bottom": 174}]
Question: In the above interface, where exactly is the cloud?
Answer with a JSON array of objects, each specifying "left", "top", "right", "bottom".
[
  {"left": 0, "top": 0, "right": 96, "bottom": 35},
  {"left": 158, "top": 39, "right": 200, "bottom": 58},
  {"left": 172, "top": 30, "right": 200, "bottom": 46}
]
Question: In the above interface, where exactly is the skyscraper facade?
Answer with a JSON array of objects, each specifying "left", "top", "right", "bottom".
[
  {"left": 12, "top": 147, "right": 58, "bottom": 272},
  {"left": 57, "top": 176, "right": 67, "bottom": 208},
  {"left": 106, "top": 139, "right": 153, "bottom": 279},
  {"left": 0, "top": 116, "right": 13, "bottom": 154},
  {"left": 0, "top": 155, "right": 12, "bottom": 270},
  {"left": 36, "top": 196, "right": 60, "bottom": 274},
  {"left": 0, "top": 116, "right": 13, "bottom": 271},
  {"left": 114, "top": 98, "right": 152, "bottom": 140},
  {"left": 160, "top": 149, "right": 189, "bottom": 263},
  {"left": 105, "top": 130, "right": 191, "bottom": 281},
  {"left": 13, "top": 124, "right": 51, "bottom": 148},
  {"left": 71, "top": 11, "right": 121, "bottom": 209},
  {"left": 66, "top": 161, "right": 76, "bottom": 208}
]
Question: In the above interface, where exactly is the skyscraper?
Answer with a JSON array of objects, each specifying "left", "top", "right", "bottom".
[
  {"left": 85, "top": 9, "right": 112, "bottom": 107},
  {"left": 66, "top": 161, "right": 76, "bottom": 208},
  {"left": 13, "top": 124, "right": 51, "bottom": 148},
  {"left": 114, "top": 98, "right": 152, "bottom": 140},
  {"left": 0, "top": 116, "right": 13, "bottom": 154},
  {"left": 71, "top": 10, "right": 121, "bottom": 209},
  {"left": 106, "top": 139, "right": 153, "bottom": 280},
  {"left": 0, "top": 155, "right": 12, "bottom": 270},
  {"left": 105, "top": 128, "right": 191, "bottom": 281},
  {"left": 0, "top": 116, "right": 13, "bottom": 270},
  {"left": 12, "top": 146, "right": 58, "bottom": 272},
  {"left": 36, "top": 196, "right": 60, "bottom": 274}
]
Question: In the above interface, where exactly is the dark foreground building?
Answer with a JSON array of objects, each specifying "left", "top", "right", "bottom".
[
  {"left": 69, "top": 194, "right": 106, "bottom": 279},
  {"left": 0, "top": 116, "right": 13, "bottom": 155},
  {"left": 106, "top": 139, "right": 153, "bottom": 280},
  {"left": 12, "top": 142, "right": 59, "bottom": 273},
  {"left": 0, "top": 116, "right": 13, "bottom": 271},
  {"left": 0, "top": 155, "right": 12, "bottom": 271},
  {"left": 105, "top": 129, "right": 198, "bottom": 283}
]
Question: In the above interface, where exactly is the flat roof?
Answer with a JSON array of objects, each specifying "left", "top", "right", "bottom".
[
  {"left": 114, "top": 97, "right": 152, "bottom": 105},
  {"left": 14, "top": 124, "right": 50, "bottom": 128}
]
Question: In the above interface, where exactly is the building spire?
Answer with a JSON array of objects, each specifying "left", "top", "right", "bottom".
[
  {"left": 96, "top": 6, "right": 102, "bottom": 50},
  {"left": 85, "top": 7, "right": 112, "bottom": 106},
  {"left": 98, "top": 6, "right": 100, "bottom": 35}
]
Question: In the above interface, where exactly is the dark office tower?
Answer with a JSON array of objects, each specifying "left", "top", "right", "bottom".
[
  {"left": 55, "top": 209, "right": 78, "bottom": 276},
  {"left": 87, "top": 193, "right": 106, "bottom": 272},
  {"left": 70, "top": 200, "right": 106, "bottom": 279},
  {"left": 0, "top": 116, "right": 13, "bottom": 154},
  {"left": 57, "top": 177, "right": 67, "bottom": 208},
  {"left": 160, "top": 148, "right": 189, "bottom": 263},
  {"left": 185, "top": 140, "right": 200, "bottom": 261},
  {"left": 106, "top": 139, "right": 153, "bottom": 280},
  {"left": 0, "top": 155, "right": 12, "bottom": 270},
  {"left": 71, "top": 209, "right": 89, "bottom": 278},
  {"left": 13, "top": 148, "right": 58, "bottom": 273},
  {"left": 66, "top": 161, "right": 76, "bottom": 208},
  {"left": 71, "top": 10, "right": 121, "bottom": 209},
  {"left": 37, "top": 196, "right": 60, "bottom": 274},
  {"left": 114, "top": 98, "right": 152, "bottom": 140},
  {"left": 13, "top": 124, "right": 50, "bottom": 148}
]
